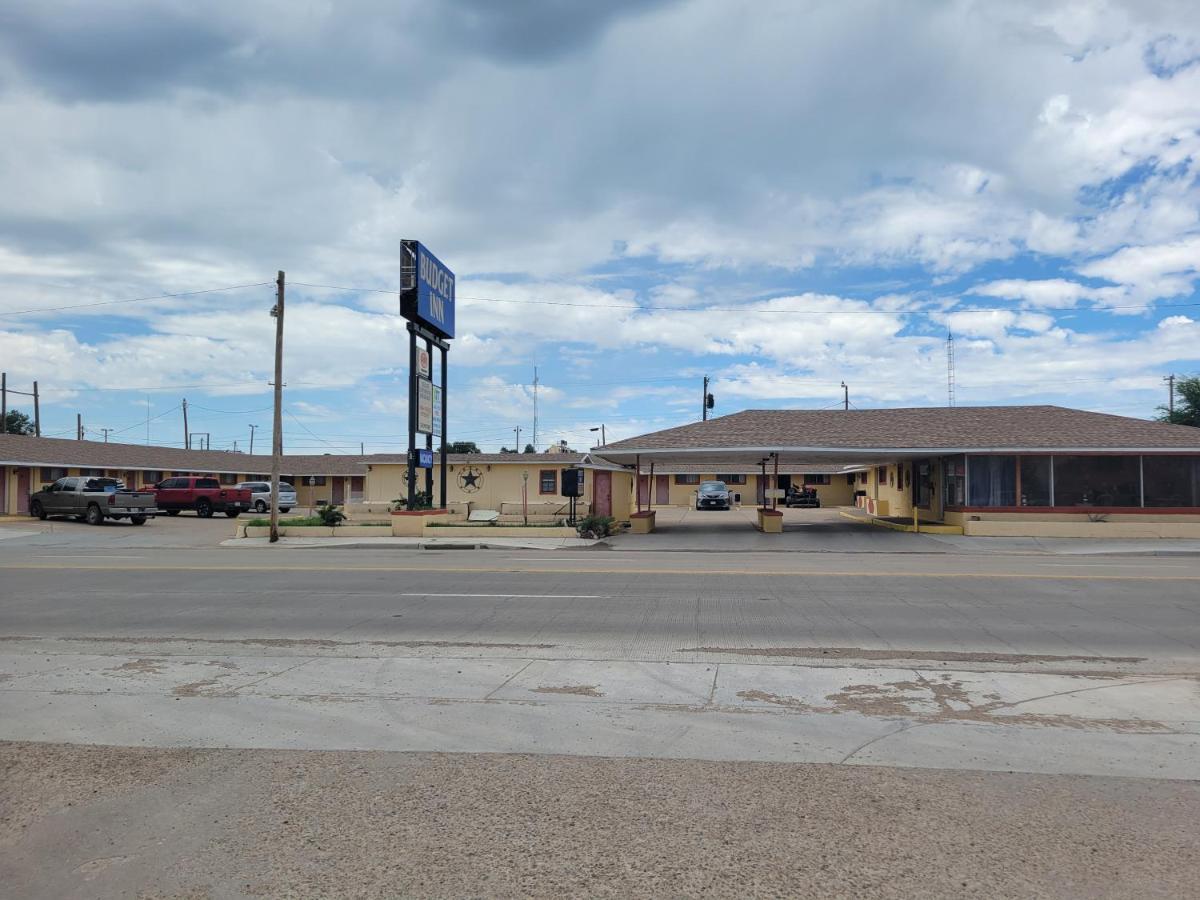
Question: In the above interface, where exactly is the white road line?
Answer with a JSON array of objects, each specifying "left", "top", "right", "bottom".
[
  {"left": 31, "top": 555, "right": 148, "bottom": 560},
  {"left": 1032, "top": 562, "right": 1191, "bottom": 568},
  {"left": 398, "top": 592, "right": 610, "bottom": 599}
]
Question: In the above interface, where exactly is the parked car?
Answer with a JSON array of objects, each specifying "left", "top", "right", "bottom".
[
  {"left": 235, "top": 481, "right": 297, "bottom": 514},
  {"left": 149, "top": 476, "right": 252, "bottom": 518},
  {"left": 29, "top": 476, "right": 157, "bottom": 525},
  {"left": 694, "top": 480, "right": 731, "bottom": 510}
]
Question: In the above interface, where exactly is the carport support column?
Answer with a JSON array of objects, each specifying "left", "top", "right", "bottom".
[
  {"left": 635, "top": 455, "right": 641, "bottom": 513},
  {"left": 772, "top": 452, "right": 779, "bottom": 511},
  {"left": 648, "top": 461, "right": 655, "bottom": 513}
]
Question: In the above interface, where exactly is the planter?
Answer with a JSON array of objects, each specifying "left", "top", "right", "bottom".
[
  {"left": 391, "top": 508, "right": 449, "bottom": 536},
  {"left": 423, "top": 525, "right": 578, "bottom": 537},
  {"left": 756, "top": 508, "right": 783, "bottom": 533},
  {"left": 629, "top": 510, "right": 656, "bottom": 534}
]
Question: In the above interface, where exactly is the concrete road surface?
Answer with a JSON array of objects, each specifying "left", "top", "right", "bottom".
[{"left": 2, "top": 537, "right": 1199, "bottom": 896}]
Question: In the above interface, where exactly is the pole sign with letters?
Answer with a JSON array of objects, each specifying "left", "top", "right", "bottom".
[
  {"left": 417, "top": 377, "right": 434, "bottom": 434},
  {"left": 400, "top": 240, "right": 455, "bottom": 340}
]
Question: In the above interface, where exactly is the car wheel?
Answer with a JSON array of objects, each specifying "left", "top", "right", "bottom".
[
  {"left": 226, "top": 510, "right": 240, "bottom": 519},
  {"left": 166, "top": 509, "right": 180, "bottom": 516},
  {"left": 30, "top": 501, "right": 47, "bottom": 520},
  {"left": 254, "top": 499, "right": 267, "bottom": 514},
  {"left": 85, "top": 504, "right": 104, "bottom": 526},
  {"left": 130, "top": 516, "right": 147, "bottom": 526},
  {"left": 195, "top": 499, "right": 213, "bottom": 518},
  {"left": 280, "top": 508, "right": 291, "bottom": 513}
]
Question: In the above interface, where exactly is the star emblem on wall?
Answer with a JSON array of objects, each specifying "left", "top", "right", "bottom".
[{"left": 458, "top": 466, "right": 483, "bottom": 493}]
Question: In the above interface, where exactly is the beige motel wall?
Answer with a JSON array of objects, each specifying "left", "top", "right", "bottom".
[
  {"left": 363, "top": 460, "right": 634, "bottom": 520},
  {"left": 636, "top": 473, "right": 858, "bottom": 508}
]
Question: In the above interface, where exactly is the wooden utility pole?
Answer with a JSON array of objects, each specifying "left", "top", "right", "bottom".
[
  {"left": 249, "top": 423, "right": 258, "bottom": 456},
  {"left": 702, "top": 375, "right": 709, "bottom": 421},
  {"left": 33, "top": 381, "right": 40, "bottom": 436},
  {"left": 1, "top": 372, "right": 6, "bottom": 434},
  {"left": 100, "top": 427, "right": 112, "bottom": 443},
  {"left": 841, "top": 381, "right": 849, "bottom": 411},
  {"left": 514, "top": 425, "right": 522, "bottom": 450},
  {"left": 270, "top": 271, "right": 285, "bottom": 543},
  {"left": 182, "top": 398, "right": 189, "bottom": 449},
  {"left": 1165, "top": 374, "right": 1176, "bottom": 415},
  {"left": 76, "top": 413, "right": 83, "bottom": 440}
]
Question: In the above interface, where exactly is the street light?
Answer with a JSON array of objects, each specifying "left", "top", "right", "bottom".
[{"left": 589, "top": 425, "right": 606, "bottom": 446}]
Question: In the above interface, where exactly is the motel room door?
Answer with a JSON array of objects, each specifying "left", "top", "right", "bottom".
[
  {"left": 332, "top": 478, "right": 345, "bottom": 505},
  {"left": 15, "top": 467, "right": 31, "bottom": 515},
  {"left": 655, "top": 474, "right": 670, "bottom": 505},
  {"left": 593, "top": 471, "right": 612, "bottom": 516}
]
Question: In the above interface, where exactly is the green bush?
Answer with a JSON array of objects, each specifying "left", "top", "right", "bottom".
[
  {"left": 391, "top": 490, "right": 432, "bottom": 512},
  {"left": 317, "top": 503, "right": 346, "bottom": 527},
  {"left": 576, "top": 514, "right": 617, "bottom": 538}
]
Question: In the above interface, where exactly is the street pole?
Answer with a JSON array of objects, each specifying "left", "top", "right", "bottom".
[
  {"left": 270, "top": 271, "right": 285, "bottom": 544},
  {"left": 841, "top": 381, "right": 849, "bottom": 411},
  {"left": 182, "top": 398, "right": 189, "bottom": 449},
  {"left": 76, "top": 413, "right": 83, "bottom": 440},
  {"left": 101, "top": 428, "right": 111, "bottom": 443},
  {"left": 1165, "top": 374, "right": 1175, "bottom": 415},
  {"left": 1, "top": 372, "right": 6, "bottom": 434},
  {"left": 33, "top": 381, "right": 40, "bottom": 436},
  {"left": 514, "top": 425, "right": 522, "bottom": 451},
  {"left": 249, "top": 424, "right": 257, "bottom": 456},
  {"left": 702, "top": 376, "right": 709, "bottom": 421}
]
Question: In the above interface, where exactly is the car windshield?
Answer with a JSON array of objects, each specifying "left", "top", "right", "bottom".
[{"left": 700, "top": 481, "right": 726, "bottom": 492}]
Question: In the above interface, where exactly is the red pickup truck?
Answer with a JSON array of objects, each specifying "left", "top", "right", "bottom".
[{"left": 150, "top": 476, "right": 252, "bottom": 518}]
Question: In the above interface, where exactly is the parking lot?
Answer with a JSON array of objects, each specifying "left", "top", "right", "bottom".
[{"left": 0, "top": 508, "right": 297, "bottom": 550}]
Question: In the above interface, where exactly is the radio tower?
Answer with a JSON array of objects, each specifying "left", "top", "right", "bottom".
[
  {"left": 946, "top": 331, "right": 956, "bottom": 407},
  {"left": 531, "top": 365, "right": 539, "bottom": 451}
]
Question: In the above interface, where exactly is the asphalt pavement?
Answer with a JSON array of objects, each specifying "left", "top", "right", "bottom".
[{"left": 2, "top": 517, "right": 1200, "bottom": 896}]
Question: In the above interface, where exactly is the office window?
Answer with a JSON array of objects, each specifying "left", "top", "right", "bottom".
[
  {"left": 674, "top": 474, "right": 700, "bottom": 485},
  {"left": 943, "top": 456, "right": 966, "bottom": 507},
  {"left": 143, "top": 471, "right": 163, "bottom": 484},
  {"left": 968, "top": 455, "right": 1017, "bottom": 507},
  {"left": 1143, "top": 456, "right": 1200, "bottom": 507},
  {"left": 40, "top": 467, "right": 67, "bottom": 482},
  {"left": 1054, "top": 456, "right": 1140, "bottom": 507},
  {"left": 220, "top": 472, "right": 238, "bottom": 485},
  {"left": 717, "top": 474, "right": 747, "bottom": 484},
  {"left": 1019, "top": 457, "right": 1052, "bottom": 507},
  {"left": 539, "top": 470, "right": 557, "bottom": 494}
]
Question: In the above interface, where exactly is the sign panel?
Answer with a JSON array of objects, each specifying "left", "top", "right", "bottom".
[
  {"left": 400, "top": 240, "right": 455, "bottom": 339},
  {"left": 415, "top": 448, "right": 434, "bottom": 469},
  {"left": 417, "top": 377, "right": 433, "bottom": 434},
  {"left": 417, "top": 347, "right": 431, "bottom": 378},
  {"left": 431, "top": 384, "right": 443, "bottom": 437}
]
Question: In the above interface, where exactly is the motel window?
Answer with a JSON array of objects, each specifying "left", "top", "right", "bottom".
[
  {"left": 968, "top": 455, "right": 1016, "bottom": 507},
  {"left": 79, "top": 468, "right": 103, "bottom": 477},
  {"left": 717, "top": 474, "right": 747, "bottom": 485},
  {"left": 802, "top": 474, "right": 831, "bottom": 485},
  {"left": 143, "top": 471, "right": 163, "bottom": 484},
  {"left": 40, "top": 467, "right": 67, "bottom": 482},
  {"left": 539, "top": 470, "right": 557, "bottom": 494},
  {"left": 876, "top": 466, "right": 887, "bottom": 483},
  {"left": 674, "top": 474, "right": 701, "bottom": 485},
  {"left": 914, "top": 461, "right": 932, "bottom": 507},
  {"left": 942, "top": 456, "right": 966, "bottom": 507},
  {"left": 1054, "top": 456, "right": 1140, "bottom": 508},
  {"left": 858, "top": 472, "right": 868, "bottom": 484},
  {"left": 303, "top": 476, "right": 327, "bottom": 486},
  {"left": 220, "top": 472, "right": 238, "bottom": 485},
  {"left": 1143, "top": 456, "right": 1200, "bottom": 507},
  {"left": 1019, "top": 457, "right": 1052, "bottom": 507}
]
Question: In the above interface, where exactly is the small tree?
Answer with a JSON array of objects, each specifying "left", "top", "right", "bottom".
[
  {"left": 523, "top": 443, "right": 536, "bottom": 454},
  {"left": 499, "top": 446, "right": 512, "bottom": 454},
  {"left": 1157, "top": 376, "right": 1200, "bottom": 428},
  {"left": 3, "top": 409, "right": 35, "bottom": 435},
  {"left": 442, "top": 441, "right": 480, "bottom": 453}
]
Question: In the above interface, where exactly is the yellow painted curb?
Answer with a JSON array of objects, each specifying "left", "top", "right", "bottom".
[{"left": 837, "top": 509, "right": 963, "bottom": 535}]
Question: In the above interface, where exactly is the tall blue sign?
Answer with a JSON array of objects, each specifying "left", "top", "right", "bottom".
[{"left": 401, "top": 240, "right": 455, "bottom": 339}]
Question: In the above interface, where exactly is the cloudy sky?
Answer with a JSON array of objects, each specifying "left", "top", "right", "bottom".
[{"left": 2, "top": 0, "right": 1199, "bottom": 454}]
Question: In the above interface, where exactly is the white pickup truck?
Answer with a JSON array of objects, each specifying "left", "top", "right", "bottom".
[{"left": 28, "top": 476, "right": 158, "bottom": 525}]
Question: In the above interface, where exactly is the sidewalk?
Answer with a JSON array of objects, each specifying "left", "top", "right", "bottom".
[{"left": 222, "top": 535, "right": 604, "bottom": 550}]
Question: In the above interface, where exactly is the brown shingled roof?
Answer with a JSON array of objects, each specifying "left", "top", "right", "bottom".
[{"left": 598, "top": 406, "right": 1200, "bottom": 458}]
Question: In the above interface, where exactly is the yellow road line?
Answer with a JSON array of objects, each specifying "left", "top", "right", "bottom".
[{"left": 1, "top": 563, "right": 1198, "bottom": 581}]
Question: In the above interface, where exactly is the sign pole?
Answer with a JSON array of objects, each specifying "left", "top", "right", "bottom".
[
  {"left": 407, "top": 323, "right": 418, "bottom": 510},
  {"left": 425, "top": 335, "right": 434, "bottom": 505},
  {"left": 439, "top": 345, "right": 448, "bottom": 509}
]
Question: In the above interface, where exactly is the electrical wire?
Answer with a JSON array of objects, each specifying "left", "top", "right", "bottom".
[{"left": 0, "top": 282, "right": 273, "bottom": 319}]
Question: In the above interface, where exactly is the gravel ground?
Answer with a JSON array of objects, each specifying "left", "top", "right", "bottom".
[{"left": 3, "top": 741, "right": 1199, "bottom": 899}]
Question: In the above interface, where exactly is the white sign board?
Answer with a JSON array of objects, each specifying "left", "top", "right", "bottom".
[
  {"left": 765, "top": 488, "right": 785, "bottom": 499},
  {"left": 431, "top": 384, "right": 442, "bottom": 436},
  {"left": 417, "top": 378, "right": 433, "bottom": 434},
  {"left": 417, "top": 347, "right": 431, "bottom": 378}
]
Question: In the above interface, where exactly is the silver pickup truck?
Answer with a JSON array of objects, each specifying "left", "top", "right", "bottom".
[{"left": 29, "top": 476, "right": 158, "bottom": 525}]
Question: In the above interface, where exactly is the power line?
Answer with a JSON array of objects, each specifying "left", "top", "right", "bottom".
[{"left": 0, "top": 282, "right": 273, "bottom": 319}]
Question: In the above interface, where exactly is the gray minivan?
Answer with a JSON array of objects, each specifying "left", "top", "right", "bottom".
[{"left": 236, "top": 481, "right": 297, "bottom": 514}]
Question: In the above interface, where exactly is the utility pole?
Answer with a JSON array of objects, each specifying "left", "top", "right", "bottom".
[
  {"left": 532, "top": 365, "right": 539, "bottom": 451},
  {"left": 248, "top": 423, "right": 258, "bottom": 456},
  {"left": 76, "top": 413, "right": 83, "bottom": 440},
  {"left": 841, "top": 381, "right": 849, "bottom": 411},
  {"left": 1165, "top": 374, "right": 1176, "bottom": 416},
  {"left": 1, "top": 372, "right": 6, "bottom": 434},
  {"left": 182, "top": 398, "right": 189, "bottom": 449},
  {"left": 33, "top": 381, "right": 40, "bottom": 436},
  {"left": 269, "top": 271, "right": 285, "bottom": 544},
  {"left": 703, "top": 375, "right": 709, "bottom": 421},
  {"left": 100, "top": 427, "right": 112, "bottom": 443},
  {"left": 514, "top": 425, "right": 522, "bottom": 451}
]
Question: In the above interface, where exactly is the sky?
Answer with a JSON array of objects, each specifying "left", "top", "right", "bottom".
[{"left": 1, "top": 0, "right": 1199, "bottom": 455}]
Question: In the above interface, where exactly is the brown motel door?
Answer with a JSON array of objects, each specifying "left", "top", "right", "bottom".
[
  {"left": 593, "top": 471, "right": 612, "bottom": 516},
  {"left": 16, "top": 467, "right": 31, "bottom": 515},
  {"left": 332, "top": 478, "right": 345, "bottom": 505},
  {"left": 655, "top": 474, "right": 669, "bottom": 504}
]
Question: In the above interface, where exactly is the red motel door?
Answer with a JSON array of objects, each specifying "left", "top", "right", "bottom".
[
  {"left": 332, "top": 478, "right": 345, "bottom": 505},
  {"left": 655, "top": 475, "right": 669, "bottom": 504},
  {"left": 594, "top": 471, "right": 612, "bottom": 516},
  {"left": 16, "top": 467, "right": 31, "bottom": 515}
]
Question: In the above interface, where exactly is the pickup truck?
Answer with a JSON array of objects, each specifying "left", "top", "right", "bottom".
[
  {"left": 29, "top": 476, "right": 158, "bottom": 525},
  {"left": 150, "top": 476, "right": 252, "bottom": 518}
]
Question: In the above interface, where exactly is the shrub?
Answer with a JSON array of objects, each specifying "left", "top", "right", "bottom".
[
  {"left": 576, "top": 514, "right": 616, "bottom": 538},
  {"left": 390, "top": 490, "right": 432, "bottom": 512},
  {"left": 316, "top": 503, "right": 346, "bottom": 527}
]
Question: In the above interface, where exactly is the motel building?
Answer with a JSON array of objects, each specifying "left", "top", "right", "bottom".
[{"left": 3, "top": 404, "right": 1200, "bottom": 538}]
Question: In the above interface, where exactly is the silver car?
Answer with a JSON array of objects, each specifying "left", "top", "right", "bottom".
[
  {"left": 695, "top": 480, "right": 731, "bottom": 510},
  {"left": 236, "top": 481, "right": 297, "bottom": 514}
]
